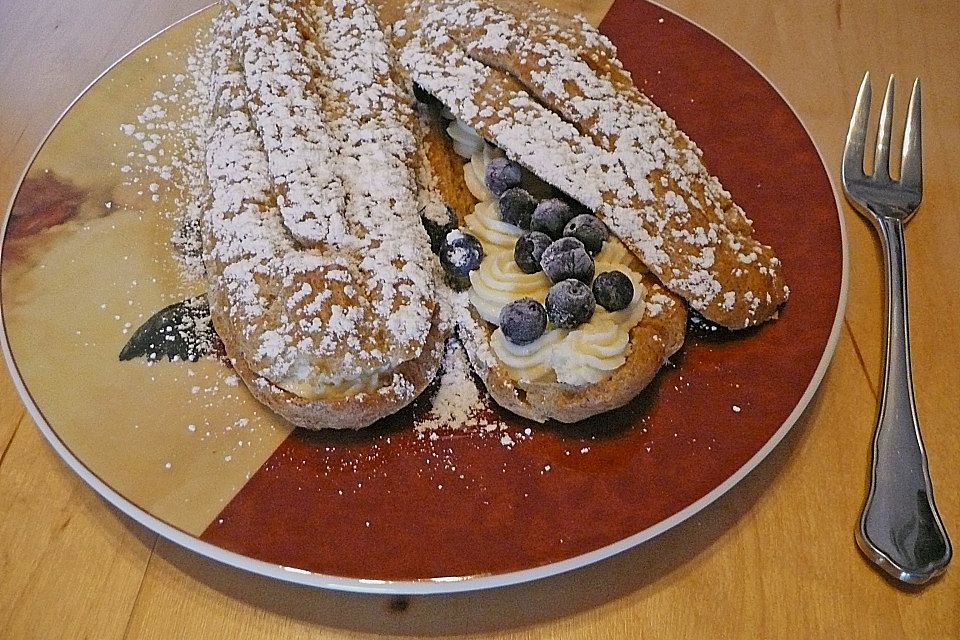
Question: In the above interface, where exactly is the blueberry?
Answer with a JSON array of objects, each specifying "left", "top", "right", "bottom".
[
  {"left": 439, "top": 230, "right": 483, "bottom": 278},
  {"left": 498, "top": 187, "right": 535, "bottom": 229},
  {"left": 563, "top": 214, "right": 609, "bottom": 254},
  {"left": 513, "top": 231, "right": 552, "bottom": 274},
  {"left": 412, "top": 83, "right": 440, "bottom": 107},
  {"left": 539, "top": 237, "right": 595, "bottom": 284},
  {"left": 485, "top": 158, "right": 523, "bottom": 197},
  {"left": 593, "top": 270, "right": 635, "bottom": 311},
  {"left": 420, "top": 206, "right": 458, "bottom": 254},
  {"left": 499, "top": 298, "right": 548, "bottom": 345},
  {"left": 546, "top": 279, "right": 596, "bottom": 329},
  {"left": 530, "top": 198, "right": 575, "bottom": 239}
]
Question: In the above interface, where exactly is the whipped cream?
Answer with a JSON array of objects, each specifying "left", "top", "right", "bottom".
[
  {"left": 549, "top": 273, "right": 647, "bottom": 385},
  {"left": 490, "top": 263, "right": 646, "bottom": 385},
  {"left": 469, "top": 250, "right": 551, "bottom": 324},
  {"left": 450, "top": 119, "right": 649, "bottom": 386},
  {"left": 463, "top": 143, "right": 503, "bottom": 201},
  {"left": 464, "top": 200, "right": 521, "bottom": 249},
  {"left": 596, "top": 235, "right": 646, "bottom": 273},
  {"left": 490, "top": 328, "right": 567, "bottom": 382}
]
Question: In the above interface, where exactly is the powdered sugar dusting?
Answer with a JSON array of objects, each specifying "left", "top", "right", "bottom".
[
  {"left": 412, "top": 337, "right": 539, "bottom": 452},
  {"left": 417, "top": 339, "right": 482, "bottom": 432},
  {"left": 202, "top": 0, "right": 440, "bottom": 398}
]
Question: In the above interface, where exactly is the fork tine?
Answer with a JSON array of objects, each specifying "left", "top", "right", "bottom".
[
  {"left": 900, "top": 78, "right": 922, "bottom": 192},
  {"left": 842, "top": 72, "right": 871, "bottom": 182},
  {"left": 873, "top": 75, "right": 896, "bottom": 180}
]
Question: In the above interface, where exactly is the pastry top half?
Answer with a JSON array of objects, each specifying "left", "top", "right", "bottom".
[
  {"left": 201, "top": 0, "right": 444, "bottom": 429},
  {"left": 394, "top": 0, "right": 789, "bottom": 330}
]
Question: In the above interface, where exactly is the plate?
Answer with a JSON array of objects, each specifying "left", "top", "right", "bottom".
[{"left": 0, "top": 0, "right": 846, "bottom": 593}]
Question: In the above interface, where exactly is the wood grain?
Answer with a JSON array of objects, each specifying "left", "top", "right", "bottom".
[
  {"left": 0, "top": 367, "right": 24, "bottom": 459},
  {"left": 0, "top": 420, "right": 154, "bottom": 638},
  {"left": 1, "top": 0, "right": 959, "bottom": 638}
]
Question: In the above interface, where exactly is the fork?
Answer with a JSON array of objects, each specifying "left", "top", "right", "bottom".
[{"left": 841, "top": 72, "right": 952, "bottom": 585}]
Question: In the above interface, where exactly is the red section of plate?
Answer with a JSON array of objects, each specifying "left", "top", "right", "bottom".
[{"left": 201, "top": 0, "right": 842, "bottom": 582}]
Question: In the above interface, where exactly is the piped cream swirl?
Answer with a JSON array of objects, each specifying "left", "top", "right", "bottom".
[
  {"left": 449, "top": 119, "right": 650, "bottom": 386},
  {"left": 465, "top": 200, "right": 522, "bottom": 249},
  {"left": 490, "top": 329, "right": 567, "bottom": 382},
  {"left": 469, "top": 249, "right": 551, "bottom": 324},
  {"left": 550, "top": 270, "right": 647, "bottom": 385},
  {"left": 463, "top": 144, "right": 504, "bottom": 201},
  {"left": 488, "top": 262, "right": 647, "bottom": 384}
]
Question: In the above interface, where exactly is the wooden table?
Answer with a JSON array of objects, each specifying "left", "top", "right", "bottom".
[{"left": 1, "top": 0, "right": 958, "bottom": 637}]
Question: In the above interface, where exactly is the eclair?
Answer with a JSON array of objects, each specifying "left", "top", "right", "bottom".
[
  {"left": 202, "top": 0, "right": 444, "bottom": 429},
  {"left": 399, "top": 0, "right": 787, "bottom": 422},
  {"left": 417, "top": 97, "right": 686, "bottom": 423}
]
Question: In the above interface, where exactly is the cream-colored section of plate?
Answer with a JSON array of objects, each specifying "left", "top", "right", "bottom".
[{"left": 2, "top": 7, "right": 292, "bottom": 537}]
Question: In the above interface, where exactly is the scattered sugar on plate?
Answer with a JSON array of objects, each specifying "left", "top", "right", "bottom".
[
  {"left": 411, "top": 338, "right": 529, "bottom": 450},
  {"left": 416, "top": 339, "right": 480, "bottom": 433}
]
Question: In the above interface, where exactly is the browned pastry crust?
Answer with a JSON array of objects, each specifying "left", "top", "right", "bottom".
[
  {"left": 459, "top": 293, "right": 686, "bottom": 424},
  {"left": 213, "top": 300, "right": 445, "bottom": 430},
  {"left": 394, "top": 0, "right": 788, "bottom": 329}
]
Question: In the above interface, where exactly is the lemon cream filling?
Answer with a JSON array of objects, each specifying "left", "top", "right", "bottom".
[
  {"left": 275, "top": 368, "right": 383, "bottom": 400},
  {"left": 451, "top": 120, "right": 650, "bottom": 386}
]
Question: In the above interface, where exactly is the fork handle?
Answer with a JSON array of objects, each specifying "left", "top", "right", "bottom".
[{"left": 858, "top": 214, "right": 952, "bottom": 584}]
